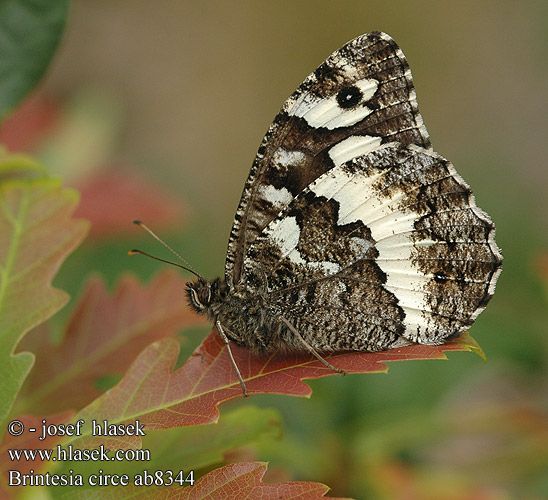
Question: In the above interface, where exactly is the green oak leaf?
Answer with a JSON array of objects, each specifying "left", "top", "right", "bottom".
[
  {"left": 48, "top": 406, "right": 283, "bottom": 495},
  {"left": 144, "top": 405, "right": 283, "bottom": 471},
  {"left": 0, "top": 151, "right": 88, "bottom": 424}
]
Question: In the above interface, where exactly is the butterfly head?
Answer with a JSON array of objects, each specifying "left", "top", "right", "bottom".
[{"left": 186, "top": 277, "right": 227, "bottom": 316}]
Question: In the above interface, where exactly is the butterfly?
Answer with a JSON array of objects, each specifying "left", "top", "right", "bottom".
[{"left": 183, "top": 31, "right": 502, "bottom": 396}]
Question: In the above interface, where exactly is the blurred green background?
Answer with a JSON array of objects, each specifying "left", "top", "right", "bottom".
[{"left": 6, "top": 1, "right": 547, "bottom": 498}]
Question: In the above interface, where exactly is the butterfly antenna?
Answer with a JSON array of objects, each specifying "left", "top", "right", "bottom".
[
  {"left": 128, "top": 249, "right": 203, "bottom": 279},
  {"left": 131, "top": 220, "right": 204, "bottom": 280}
]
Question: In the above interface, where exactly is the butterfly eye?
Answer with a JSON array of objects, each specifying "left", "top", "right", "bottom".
[
  {"left": 188, "top": 287, "right": 202, "bottom": 309},
  {"left": 336, "top": 85, "right": 363, "bottom": 109},
  {"left": 199, "top": 286, "right": 212, "bottom": 305}
]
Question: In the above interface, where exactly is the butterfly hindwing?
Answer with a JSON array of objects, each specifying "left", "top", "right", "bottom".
[
  {"left": 241, "top": 143, "right": 502, "bottom": 350},
  {"left": 226, "top": 31, "right": 431, "bottom": 286}
]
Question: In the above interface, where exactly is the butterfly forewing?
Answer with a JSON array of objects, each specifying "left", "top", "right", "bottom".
[{"left": 226, "top": 31, "right": 431, "bottom": 287}]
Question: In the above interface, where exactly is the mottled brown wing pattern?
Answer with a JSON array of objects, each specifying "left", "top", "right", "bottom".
[
  {"left": 241, "top": 144, "right": 502, "bottom": 350},
  {"left": 226, "top": 31, "right": 431, "bottom": 286}
]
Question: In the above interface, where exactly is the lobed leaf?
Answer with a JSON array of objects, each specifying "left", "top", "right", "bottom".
[
  {"left": 68, "top": 328, "right": 481, "bottom": 449},
  {"left": 0, "top": 155, "right": 88, "bottom": 424},
  {"left": 65, "top": 462, "right": 352, "bottom": 500},
  {"left": 18, "top": 270, "right": 206, "bottom": 415},
  {"left": 182, "top": 462, "right": 352, "bottom": 500},
  {"left": 0, "top": 0, "right": 69, "bottom": 121}
]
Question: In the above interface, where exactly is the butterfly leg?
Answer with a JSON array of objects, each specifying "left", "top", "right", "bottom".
[
  {"left": 278, "top": 316, "right": 346, "bottom": 375},
  {"left": 215, "top": 320, "right": 248, "bottom": 397}
]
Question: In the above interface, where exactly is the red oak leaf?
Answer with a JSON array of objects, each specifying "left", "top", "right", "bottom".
[
  {"left": 69, "top": 462, "right": 353, "bottom": 500},
  {"left": 180, "top": 462, "right": 352, "bottom": 500},
  {"left": 70, "top": 328, "right": 481, "bottom": 449},
  {"left": 18, "top": 270, "right": 206, "bottom": 415}
]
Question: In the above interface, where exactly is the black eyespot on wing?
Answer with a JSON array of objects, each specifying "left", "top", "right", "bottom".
[
  {"left": 434, "top": 272, "right": 448, "bottom": 283},
  {"left": 337, "top": 85, "right": 363, "bottom": 109}
]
